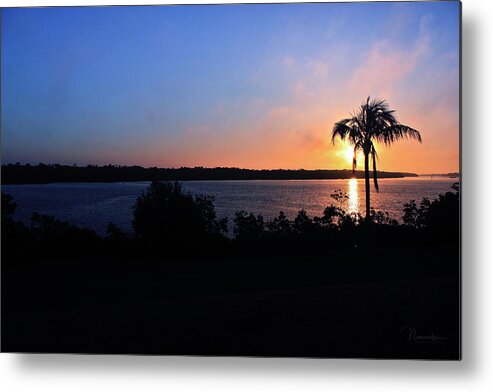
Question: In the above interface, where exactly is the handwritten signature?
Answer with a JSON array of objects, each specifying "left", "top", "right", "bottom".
[{"left": 400, "top": 326, "right": 448, "bottom": 344}]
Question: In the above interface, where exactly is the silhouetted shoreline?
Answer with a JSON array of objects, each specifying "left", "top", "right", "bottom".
[{"left": 1, "top": 163, "right": 418, "bottom": 185}]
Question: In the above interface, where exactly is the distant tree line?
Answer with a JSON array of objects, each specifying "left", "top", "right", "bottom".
[
  {"left": 1, "top": 163, "right": 418, "bottom": 184},
  {"left": 420, "top": 173, "right": 460, "bottom": 178}
]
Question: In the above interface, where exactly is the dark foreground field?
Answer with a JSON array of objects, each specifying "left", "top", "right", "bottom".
[{"left": 2, "top": 250, "right": 459, "bottom": 359}]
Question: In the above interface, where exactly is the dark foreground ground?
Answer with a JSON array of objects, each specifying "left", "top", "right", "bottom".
[{"left": 2, "top": 249, "right": 460, "bottom": 359}]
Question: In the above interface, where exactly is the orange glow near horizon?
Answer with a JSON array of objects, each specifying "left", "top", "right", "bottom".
[
  {"left": 111, "top": 88, "right": 458, "bottom": 174},
  {"left": 116, "top": 119, "right": 456, "bottom": 174}
]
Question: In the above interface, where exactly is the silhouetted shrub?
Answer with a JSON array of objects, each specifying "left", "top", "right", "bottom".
[
  {"left": 2, "top": 193, "right": 33, "bottom": 261},
  {"left": 233, "top": 211, "right": 265, "bottom": 241},
  {"left": 132, "top": 181, "right": 227, "bottom": 250},
  {"left": 369, "top": 210, "right": 398, "bottom": 226},
  {"left": 404, "top": 183, "right": 459, "bottom": 228},
  {"left": 102, "top": 223, "right": 138, "bottom": 259},
  {"left": 403, "top": 198, "right": 431, "bottom": 228},
  {"left": 106, "top": 222, "right": 129, "bottom": 239},
  {"left": 293, "top": 209, "right": 316, "bottom": 238},
  {"left": 30, "top": 212, "right": 101, "bottom": 256},
  {"left": 265, "top": 211, "right": 292, "bottom": 238},
  {"left": 2, "top": 192, "right": 17, "bottom": 221},
  {"left": 402, "top": 182, "right": 459, "bottom": 246},
  {"left": 313, "top": 205, "right": 355, "bottom": 230}
]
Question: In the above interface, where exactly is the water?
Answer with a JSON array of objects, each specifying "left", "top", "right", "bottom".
[{"left": 2, "top": 178, "right": 456, "bottom": 235}]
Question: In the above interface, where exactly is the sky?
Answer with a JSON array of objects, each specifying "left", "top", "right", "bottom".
[{"left": 1, "top": 2, "right": 460, "bottom": 173}]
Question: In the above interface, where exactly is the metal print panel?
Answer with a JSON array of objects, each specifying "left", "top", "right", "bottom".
[{"left": 1, "top": 1, "right": 461, "bottom": 359}]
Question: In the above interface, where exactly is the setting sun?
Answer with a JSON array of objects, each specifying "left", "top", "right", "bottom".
[
  {"left": 341, "top": 145, "right": 363, "bottom": 168},
  {"left": 344, "top": 146, "right": 354, "bottom": 165}
]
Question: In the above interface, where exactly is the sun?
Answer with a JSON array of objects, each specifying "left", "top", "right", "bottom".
[{"left": 344, "top": 146, "right": 354, "bottom": 165}]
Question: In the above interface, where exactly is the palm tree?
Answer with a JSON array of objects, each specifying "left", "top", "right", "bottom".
[{"left": 332, "top": 97, "right": 422, "bottom": 220}]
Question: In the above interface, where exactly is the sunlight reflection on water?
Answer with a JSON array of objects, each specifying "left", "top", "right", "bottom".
[{"left": 348, "top": 178, "right": 358, "bottom": 214}]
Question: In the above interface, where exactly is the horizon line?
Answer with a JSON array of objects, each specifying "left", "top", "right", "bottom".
[{"left": 1, "top": 162, "right": 460, "bottom": 176}]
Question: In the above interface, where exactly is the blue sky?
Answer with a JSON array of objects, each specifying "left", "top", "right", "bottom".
[{"left": 1, "top": 2, "right": 460, "bottom": 172}]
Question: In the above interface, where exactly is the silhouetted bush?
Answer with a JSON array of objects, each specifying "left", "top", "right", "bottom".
[
  {"left": 2, "top": 192, "right": 17, "bottom": 221},
  {"left": 2, "top": 193, "right": 33, "bottom": 262},
  {"left": 293, "top": 209, "right": 315, "bottom": 237},
  {"left": 402, "top": 182, "right": 459, "bottom": 246},
  {"left": 265, "top": 211, "right": 292, "bottom": 239},
  {"left": 233, "top": 211, "right": 265, "bottom": 241},
  {"left": 369, "top": 210, "right": 398, "bottom": 226},
  {"left": 132, "top": 181, "right": 227, "bottom": 251},
  {"left": 106, "top": 222, "right": 130, "bottom": 239},
  {"left": 30, "top": 212, "right": 101, "bottom": 257}
]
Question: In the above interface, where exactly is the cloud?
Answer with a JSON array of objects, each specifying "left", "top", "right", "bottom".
[{"left": 348, "top": 14, "right": 433, "bottom": 97}]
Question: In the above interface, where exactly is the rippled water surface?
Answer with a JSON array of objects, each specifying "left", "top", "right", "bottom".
[{"left": 3, "top": 177, "right": 456, "bottom": 234}]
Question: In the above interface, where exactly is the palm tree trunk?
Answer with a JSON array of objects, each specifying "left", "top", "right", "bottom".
[{"left": 364, "top": 152, "right": 371, "bottom": 220}]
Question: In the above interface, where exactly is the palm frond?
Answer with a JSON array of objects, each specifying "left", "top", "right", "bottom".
[
  {"left": 371, "top": 145, "right": 379, "bottom": 192},
  {"left": 331, "top": 119, "right": 352, "bottom": 144},
  {"left": 397, "top": 125, "right": 422, "bottom": 142},
  {"left": 332, "top": 117, "right": 362, "bottom": 145},
  {"left": 376, "top": 124, "right": 422, "bottom": 146}
]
